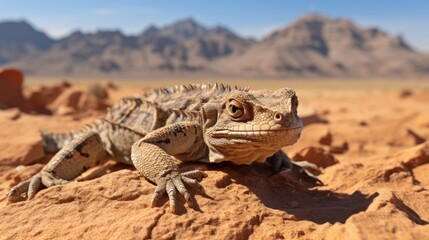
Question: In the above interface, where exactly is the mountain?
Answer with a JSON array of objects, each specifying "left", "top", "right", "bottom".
[
  {"left": 6, "top": 18, "right": 253, "bottom": 75},
  {"left": 0, "top": 20, "right": 54, "bottom": 64},
  {"left": 155, "top": 18, "right": 209, "bottom": 40},
  {"left": 216, "top": 15, "right": 429, "bottom": 77},
  {"left": 1, "top": 15, "right": 428, "bottom": 78}
]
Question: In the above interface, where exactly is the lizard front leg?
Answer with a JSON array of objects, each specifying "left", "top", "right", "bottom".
[
  {"left": 7, "top": 131, "right": 108, "bottom": 202},
  {"left": 267, "top": 150, "right": 323, "bottom": 186},
  {"left": 131, "top": 121, "right": 207, "bottom": 213}
]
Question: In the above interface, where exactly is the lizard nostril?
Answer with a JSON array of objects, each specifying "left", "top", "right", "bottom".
[{"left": 274, "top": 112, "right": 283, "bottom": 122}]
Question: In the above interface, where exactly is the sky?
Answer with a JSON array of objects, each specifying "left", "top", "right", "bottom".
[{"left": 0, "top": 0, "right": 428, "bottom": 51}]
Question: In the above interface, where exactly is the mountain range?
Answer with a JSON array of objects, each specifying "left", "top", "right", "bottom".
[{"left": 1, "top": 15, "right": 428, "bottom": 78}]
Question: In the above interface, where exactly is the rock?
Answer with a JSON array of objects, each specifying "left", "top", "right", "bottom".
[
  {"left": 399, "top": 89, "right": 413, "bottom": 98},
  {"left": 0, "top": 137, "right": 44, "bottom": 166},
  {"left": 326, "top": 189, "right": 429, "bottom": 240},
  {"left": 406, "top": 129, "right": 426, "bottom": 145},
  {"left": 45, "top": 86, "right": 110, "bottom": 114},
  {"left": 87, "top": 83, "right": 109, "bottom": 99},
  {"left": 358, "top": 121, "right": 368, "bottom": 127},
  {"left": 79, "top": 93, "right": 111, "bottom": 111},
  {"left": 330, "top": 141, "right": 349, "bottom": 154},
  {"left": 0, "top": 168, "right": 301, "bottom": 240},
  {"left": 293, "top": 146, "right": 338, "bottom": 168},
  {"left": 319, "top": 131, "right": 332, "bottom": 146},
  {"left": 387, "top": 128, "right": 428, "bottom": 148},
  {"left": 414, "top": 164, "right": 429, "bottom": 189},
  {"left": 26, "top": 81, "right": 71, "bottom": 113},
  {"left": 0, "top": 108, "right": 21, "bottom": 120},
  {"left": 103, "top": 81, "right": 118, "bottom": 90},
  {"left": 299, "top": 106, "right": 329, "bottom": 126},
  {"left": 285, "top": 124, "right": 332, "bottom": 156},
  {"left": 49, "top": 87, "right": 83, "bottom": 111},
  {"left": 0, "top": 68, "right": 23, "bottom": 85},
  {"left": 0, "top": 68, "right": 29, "bottom": 111},
  {"left": 393, "top": 141, "right": 429, "bottom": 169},
  {"left": 55, "top": 105, "right": 77, "bottom": 116}
]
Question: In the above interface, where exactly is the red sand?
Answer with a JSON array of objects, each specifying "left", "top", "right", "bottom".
[{"left": 0, "top": 80, "right": 428, "bottom": 240}]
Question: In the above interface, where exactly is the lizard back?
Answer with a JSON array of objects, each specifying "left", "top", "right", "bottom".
[{"left": 105, "top": 83, "right": 249, "bottom": 133}]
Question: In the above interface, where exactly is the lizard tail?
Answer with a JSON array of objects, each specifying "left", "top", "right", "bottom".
[{"left": 41, "top": 120, "right": 103, "bottom": 153}]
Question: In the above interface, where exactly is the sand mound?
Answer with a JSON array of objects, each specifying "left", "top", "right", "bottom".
[{"left": 0, "top": 85, "right": 428, "bottom": 239}]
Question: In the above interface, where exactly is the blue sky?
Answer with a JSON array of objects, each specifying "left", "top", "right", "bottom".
[{"left": 1, "top": 0, "right": 428, "bottom": 51}]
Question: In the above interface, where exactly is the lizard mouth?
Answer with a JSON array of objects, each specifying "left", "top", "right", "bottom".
[{"left": 211, "top": 126, "right": 302, "bottom": 138}]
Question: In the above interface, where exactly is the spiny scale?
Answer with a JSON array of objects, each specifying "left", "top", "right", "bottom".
[{"left": 143, "top": 83, "right": 249, "bottom": 100}]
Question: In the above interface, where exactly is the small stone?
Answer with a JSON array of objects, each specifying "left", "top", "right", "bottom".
[
  {"left": 0, "top": 108, "right": 21, "bottom": 120},
  {"left": 359, "top": 121, "right": 368, "bottom": 126},
  {"left": 330, "top": 141, "right": 349, "bottom": 154},
  {"left": 299, "top": 106, "right": 329, "bottom": 126},
  {"left": 319, "top": 131, "right": 332, "bottom": 146},
  {"left": 399, "top": 89, "right": 413, "bottom": 98},
  {"left": 394, "top": 141, "right": 429, "bottom": 169},
  {"left": 406, "top": 129, "right": 426, "bottom": 145},
  {"left": 292, "top": 146, "right": 338, "bottom": 168}
]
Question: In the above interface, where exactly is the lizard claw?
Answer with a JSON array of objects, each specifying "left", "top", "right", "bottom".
[
  {"left": 268, "top": 152, "right": 323, "bottom": 187},
  {"left": 292, "top": 160, "right": 322, "bottom": 176},
  {"left": 151, "top": 169, "right": 207, "bottom": 213},
  {"left": 277, "top": 163, "right": 324, "bottom": 187},
  {"left": 7, "top": 171, "right": 71, "bottom": 203},
  {"left": 7, "top": 178, "right": 32, "bottom": 203}
]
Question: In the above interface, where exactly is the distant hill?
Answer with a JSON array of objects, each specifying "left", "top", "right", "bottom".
[
  {"left": 0, "top": 21, "right": 54, "bottom": 64},
  {"left": 1, "top": 15, "right": 428, "bottom": 78},
  {"left": 216, "top": 15, "right": 429, "bottom": 78}
]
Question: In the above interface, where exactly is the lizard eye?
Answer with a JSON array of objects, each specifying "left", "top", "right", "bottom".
[{"left": 227, "top": 99, "right": 244, "bottom": 119}]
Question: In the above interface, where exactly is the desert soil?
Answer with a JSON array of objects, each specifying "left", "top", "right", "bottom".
[{"left": 0, "top": 76, "right": 429, "bottom": 240}]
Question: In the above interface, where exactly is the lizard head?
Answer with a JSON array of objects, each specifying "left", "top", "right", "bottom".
[{"left": 202, "top": 87, "right": 303, "bottom": 164}]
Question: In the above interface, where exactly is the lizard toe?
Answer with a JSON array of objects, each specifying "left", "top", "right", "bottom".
[
  {"left": 292, "top": 160, "right": 323, "bottom": 175},
  {"left": 27, "top": 174, "right": 42, "bottom": 200},
  {"left": 40, "top": 171, "right": 71, "bottom": 187},
  {"left": 153, "top": 170, "right": 206, "bottom": 213},
  {"left": 172, "top": 176, "right": 194, "bottom": 207},
  {"left": 181, "top": 170, "right": 207, "bottom": 180},
  {"left": 7, "top": 171, "right": 72, "bottom": 203},
  {"left": 7, "top": 179, "right": 31, "bottom": 203},
  {"left": 150, "top": 178, "right": 166, "bottom": 207},
  {"left": 166, "top": 180, "right": 177, "bottom": 213},
  {"left": 181, "top": 176, "right": 206, "bottom": 195},
  {"left": 276, "top": 166, "right": 323, "bottom": 187},
  {"left": 291, "top": 161, "right": 324, "bottom": 186}
]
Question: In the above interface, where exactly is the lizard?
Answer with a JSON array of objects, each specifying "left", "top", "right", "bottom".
[{"left": 7, "top": 83, "right": 321, "bottom": 213}]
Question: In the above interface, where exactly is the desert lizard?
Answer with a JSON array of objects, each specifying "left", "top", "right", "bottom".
[{"left": 7, "top": 83, "right": 320, "bottom": 212}]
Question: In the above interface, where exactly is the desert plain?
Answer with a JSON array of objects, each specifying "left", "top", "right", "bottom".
[{"left": 0, "top": 73, "right": 429, "bottom": 240}]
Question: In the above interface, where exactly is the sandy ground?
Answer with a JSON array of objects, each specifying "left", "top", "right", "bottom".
[{"left": 0, "top": 76, "right": 429, "bottom": 239}]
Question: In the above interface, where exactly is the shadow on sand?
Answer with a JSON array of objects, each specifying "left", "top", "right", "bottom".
[
  {"left": 35, "top": 156, "right": 377, "bottom": 222},
  {"left": 212, "top": 162, "right": 377, "bottom": 224}
]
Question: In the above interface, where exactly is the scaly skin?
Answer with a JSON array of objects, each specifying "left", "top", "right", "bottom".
[{"left": 7, "top": 83, "right": 321, "bottom": 213}]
